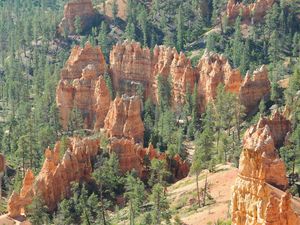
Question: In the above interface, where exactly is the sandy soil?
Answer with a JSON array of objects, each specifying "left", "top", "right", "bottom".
[{"left": 168, "top": 165, "right": 238, "bottom": 225}]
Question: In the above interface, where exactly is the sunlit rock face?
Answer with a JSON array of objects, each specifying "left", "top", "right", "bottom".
[
  {"left": 110, "top": 138, "right": 189, "bottom": 181},
  {"left": 227, "top": 0, "right": 275, "bottom": 23},
  {"left": 231, "top": 112, "right": 300, "bottom": 225},
  {"left": 7, "top": 137, "right": 100, "bottom": 217},
  {"left": 104, "top": 95, "right": 145, "bottom": 144},
  {"left": 58, "top": 0, "right": 99, "bottom": 35},
  {"left": 56, "top": 42, "right": 111, "bottom": 130},
  {"left": 196, "top": 51, "right": 270, "bottom": 114},
  {"left": 109, "top": 40, "right": 196, "bottom": 106}
]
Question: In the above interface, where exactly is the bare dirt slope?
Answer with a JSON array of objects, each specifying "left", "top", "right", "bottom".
[{"left": 168, "top": 164, "right": 238, "bottom": 225}]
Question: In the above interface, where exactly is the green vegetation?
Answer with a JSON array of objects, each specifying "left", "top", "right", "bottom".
[{"left": 0, "top": 0, "right": 300, "bottom": 224}]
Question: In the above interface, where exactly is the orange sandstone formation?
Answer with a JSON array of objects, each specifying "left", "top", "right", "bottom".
[
  {"left": 7, "top": 137, "right": 100, "bottom": 217},
  {"left": 56, "top": 42, "right": 111, "bottom": 130},
  {"left": 110, "top": 138, "right": 189, "bottom": 180},
  {"left": 231, "top": 113, "right": 300, "bottom": 225},
  {"left": 7, "top": 170, "right": 35, "bottom": 218},
  {"left": 197, "top": 51, "right": 243, "bottom": 112},
  {"left": 197, "top": 51, "right": 270, "bottom": 113},
  {"left": 239, "top": 65, "right": 271, "bottom": 114},
  {"left": 58, "top": 0, "right": 98, "bottom": 34},
  {"left": 104, "top": 95, "right": 145, "bottom": 144},
  {"left": 227, "top": 0, "right": 275, "bottom": 23},
  {"left": 109, "top": 40, "right": 196, "bottom": 105}
]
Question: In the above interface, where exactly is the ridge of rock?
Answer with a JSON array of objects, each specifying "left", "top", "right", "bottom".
[
  {"left": 56, "top": 42, "right": 111, "bottom": 130},
  {"left": 110, "top": 138, "right": 189, "bottom": 180},
  {"left": 227, "top": 0, "right": 275, "bottom": 23},
  {"left": 7, "top": 137, "right": 100, "bottom": 217},
  {"left": 231, "top": 112, "right": 300, "bottom": 224}
]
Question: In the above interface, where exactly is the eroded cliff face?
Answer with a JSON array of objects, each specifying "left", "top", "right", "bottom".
[
  {"left": 231, "top": 112, "right": 300, "bottom": 225},
  {"left": 227, "top": 0, "right": 275, "bottom": 23},
  {"left": 239, "top": 65, "right": 271, "bottom": 114},
  {"left": 104, "top": 95, "right": 145, "bottom": 144},
  {"left": 109, "top": 40, "right": 196, "bottom": 105},
  {"left": 56, "top": 42, "right": 111, "bottom": 130},
  {"left": 8, "top": 137, "right": 100, "bottom": 217},
  {"left": 197, "top": 51, "right": 270, "bottom": 113},
  {"left": 110, "top": 138, "right": 189, "bottom": 180},
  {"left": 58, "top": 0, "right": 98, "bottom": 35}
]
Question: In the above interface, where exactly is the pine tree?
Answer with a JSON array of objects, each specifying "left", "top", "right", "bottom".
[
  {"left": 74, "top": 16, "right": 82, "bottom": 35},
  {"left": 125, "top": 173, "right": 145, "bottom": 225},
  {"left": 176, "top": 6, "right": 184, "bottom": 51}
]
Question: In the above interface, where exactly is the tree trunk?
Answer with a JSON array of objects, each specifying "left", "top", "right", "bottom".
[
  {"left": 203, "top": 174, "right": 208, "bottom": 206},
  {"left": 196, "top": 173, "right": 201, "bottom": 208},
  {"left": 100, "top": 184, "right": 107, "bottom": 225}
]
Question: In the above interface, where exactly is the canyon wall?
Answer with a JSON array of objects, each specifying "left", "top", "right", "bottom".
[
  {"left": 58, "top": 0, "right": 99, "bottom": 35},
  {"left": 8, "top": 137, "right": 100, "bottom": 217},
  {"left": 56, "top": 42, "right": 111, "bottom": 130},
  {"left": 227, "top": 0, "right": 275, "bottom": 23},
  {"left": 231, "top": 112, "right": 300, "bottom": 224},
  {"left": 57, "top": 42, "right": 271, "bottom": 130}
]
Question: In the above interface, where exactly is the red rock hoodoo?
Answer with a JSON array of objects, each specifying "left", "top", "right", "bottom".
[
  {"left": 231, "top": 112, "right": 300, "bottom": 225},
  {"left": 109, "top": 40, "right": 196, "bottom": 105},
  {"left": 58, "top": 0, "right": 98, "bottom": 35},
  {"left": 104, "top": 95, "right": 145, "bottom": 144},
  {"left": 110, "top": 138, "right": 189, "bottom": 180},
  {"left": 197, "top": 51, "right": 270, "bottom": 114},
  {"left": 227, "top": 0, "right": 275, "bottom": 23},
  {"left": 56, "top": 42, "right": 111, "bottom": 130},
  {"left": 7, "top": 137, "right": 100, "bottom": 217}
]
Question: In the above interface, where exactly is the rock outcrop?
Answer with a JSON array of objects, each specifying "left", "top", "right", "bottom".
[
  {"left": 231, "top": 112, "right": 300, "bottom": 224},
  {"left": 8, "top": 137, "right": 100, "bottom": 217},
  {"left": 7, "top": 170, "right": 35, "bottom": 218},
  {"left": 197, "top": 52, "right": 243, "bottom": 112},
  {"left": 110, "top": 138, "right": 189, "bottom": 180},
  {"left": 109, "top": 41, "right": 196, "bottom": 105},
  {"left": 197, "top": 51, "right": 270, "bottom": 113},
  {"left": 104, "top": 95, "right": 144, "bottom": 144},
  {"left": 56, "top": 42, "right": 111, "bottom": 130},
  {"left": 239, "top": 65, "right": 271, "bottom": 114},
  {"left": 227, "top": 0, "right": 275, "bottom": 23},
  {"left": 58, "top": 0, "right": 99, "bottom": 35},
  {"left": 57, "top": 42, "right": 270, "bottom": 127}
]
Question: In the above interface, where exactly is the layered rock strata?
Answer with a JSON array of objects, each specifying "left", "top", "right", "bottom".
[
  {"left": 231, "top": 113, "right": 300, "bottom": 224},
  {"left": 7, "top": 137, "right": 100, "bottom": 217},
  {"left": 56, "top": 42, "right": 111, "bottom": 130},
  {"left": 227, "top": 0, "right": 275, "bottom": 23},
  {"left": 197, "top": 51, "right": 270, "bottom": 114},
  {"left": 109, "top": 40, "right": 196, "bottom": 105},
  {"left": 104, "top": 95, "right": 145, "bottom": 144},
  {"left": 110, "top": 138, "right": 189, "bottom": 180},
  {"left": 57, "top": 42, "right": 271, "bottom": 129},
  {"left": 58, "top": 0, "right": 99, "bottom": 35}
]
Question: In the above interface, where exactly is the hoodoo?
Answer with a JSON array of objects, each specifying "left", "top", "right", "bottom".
[{"left": 231, "top": 112, "right": 300, "bottom": 224}]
